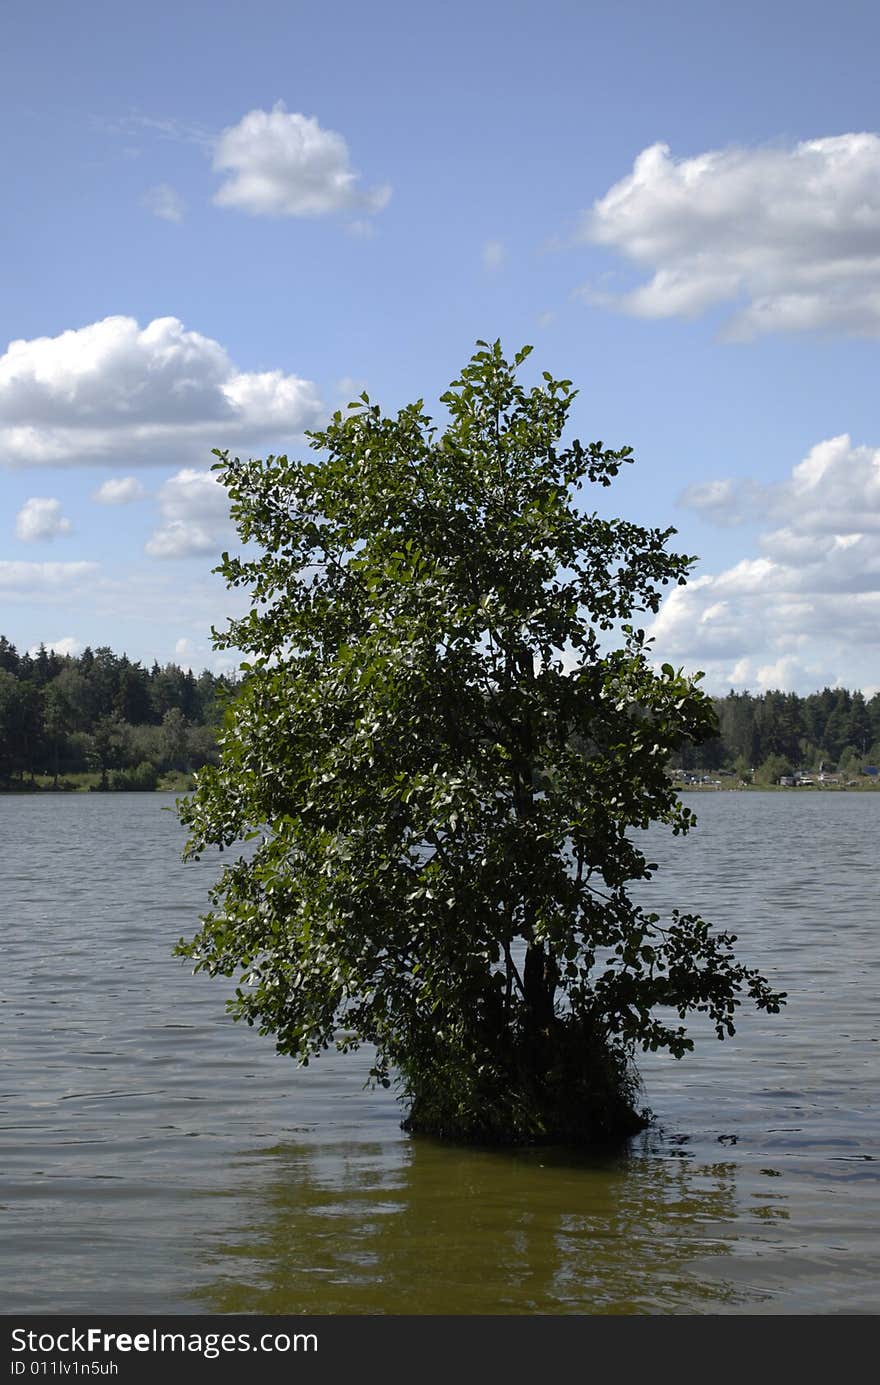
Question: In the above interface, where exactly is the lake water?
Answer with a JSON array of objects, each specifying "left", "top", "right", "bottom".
[{"left": 1, "top": 792, "right": 878, "bottom": 1315}]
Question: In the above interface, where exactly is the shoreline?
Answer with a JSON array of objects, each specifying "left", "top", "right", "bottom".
[
  {"left": 3, "top": 780, "right": 878, "bottom": 796},
  {"left": 677, "top": 781, "right": 879, "bottom": 792}
]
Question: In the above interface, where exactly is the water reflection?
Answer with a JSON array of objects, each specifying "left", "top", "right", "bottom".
[
  {"left": 4, "top": 793, "right": 878, "bottom": 1314},
  {"left": 192, "top": 1135, "right": 772, "bottom": 1314}
]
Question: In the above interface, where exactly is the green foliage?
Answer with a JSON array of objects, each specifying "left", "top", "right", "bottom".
[
  {"left": 733, "top": 754, "right": 752, "bottom": 784},
  {"left": 109, "top": 759, "right": 160, "bottom": 791},
  {"left": 0, "top": 670, "right": 41, "bottom": 782},
  {"left": 177, "top": 341, "right": 785, "bottom": 1145},
  {"left": 681, "top": 685, "right": 880, "bottom": 774},
  {"left": 754, "top": 753, "right": 794, "bottom": 786},
  {"left": 0, "top": 640, "right": 234, "bottom": 789}
]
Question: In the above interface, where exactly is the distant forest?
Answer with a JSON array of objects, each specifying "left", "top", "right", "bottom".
[
  {"left": 1, "top": 633, "right": 878, "bottom": 790},
  {"left": 0, "top": 635, "right": 235, "bottom": 790},
  {"left": 676, "top": 686, "right": 880, "bottom": 780}
]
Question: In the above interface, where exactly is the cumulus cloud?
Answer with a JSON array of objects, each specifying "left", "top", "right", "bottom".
[
  {"left": 647, "top": 435, "right": 880, "bottom": 691},
  {"left": 15, "top": 497, "right": 72, "bottom": 542},
  {"left": 172, "top": 635, "right": 222, "bottom": 672},
  {"left": 146, "top": 466, "right": 233, "bottom": 559},
  {"left": 143, "top": 182, "right": 185, "bottom": 222},
  {"left": 0, "top": 315, "right": 323, "bottom": 469},
  {"left": 681, "top": 435, "right": 880, "bottom": 535},
  {"left": 0, "top": 561, "right": 98, "bottom": 593},
  {"left": 580, "top": 134, "right": 880, "bottom": 338},
  {"left": 213, "top": 103, "right": 391, "bottom": 219},
  {"left": 93, "top": 476, "right": 147, "bottom": 504},
  {"left": 27, "top": 636, "right": 82, "bottom": 658}
]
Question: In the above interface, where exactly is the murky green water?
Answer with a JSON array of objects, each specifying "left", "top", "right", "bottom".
[{"left": 1, "top": 793, "right": 877, "bottom": 1313}]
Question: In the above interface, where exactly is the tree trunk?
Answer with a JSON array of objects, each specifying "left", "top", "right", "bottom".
[{"left": 523, "top": 942, "right": 558, "bottom": 1037}]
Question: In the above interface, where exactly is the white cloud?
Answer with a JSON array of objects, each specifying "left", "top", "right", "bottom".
[
  {"left": 15, "top": 497, "right": 72, "bottom": 541},
  {"left": 27, "top": 636, "right": 82, "bottom": 658},
  {"left": 647, "top": 435, "right": 880, "bottom": 691},
  {"left": 681, "top": 434, "right": 880, "bottom": 535},
  {"left": 0, "top": 561, "right": 98, "bottom": 593},
  {"left": 145, "top": 522, "right": 220, "bottom": 560},
  {"left": 93, "top": 476, "right": 147, "bottom": 504},
  {"left": 146, "top": 466, "right": 233, "bottom": 559},
  {"left": 172, "top": 635, "right": 222, "bottom": 672},
  {"left": 143, "top": 182, "right": 185, "bottom": 222},
  {"left": 581, "top": 133, "right": 880, "bottom": 338},
  {"left": 482, "top": 239, "right": 506, "bottom": 272},
  {"left": 213, "top": 103, "right": 391, "bottom": 219},
  {"left": 678, "top": 477, "right": 755, "bottom": 526},
  {"left": 0, "top": 315, "right": 323, "bottom": 469},
  {"left": 69, "top": 563, "right": 248, "bottom": 633}
]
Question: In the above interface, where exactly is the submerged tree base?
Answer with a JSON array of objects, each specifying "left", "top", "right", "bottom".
[{"left": 398, "top": 1019, "right": 649, "bottom": 1147}]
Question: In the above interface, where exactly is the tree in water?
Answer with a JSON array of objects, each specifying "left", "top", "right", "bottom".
[{"left": 177, "top": 343, "right": 785, "bottom": 1145}]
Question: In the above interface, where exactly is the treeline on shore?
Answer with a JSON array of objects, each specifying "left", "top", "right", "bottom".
[
  {"left": 0, "top": 635, "right": 236, "bottom": 790},
  {"left": 678, "top": 687, "right": 880, "bottom": 782},
  {"left": 3, "top": 633, "right": 879, "bottom": 792}
]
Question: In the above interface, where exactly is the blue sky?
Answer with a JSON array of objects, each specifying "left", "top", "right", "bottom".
[{"left": 2, "top": 0, "right": 879, "bottom": 691}]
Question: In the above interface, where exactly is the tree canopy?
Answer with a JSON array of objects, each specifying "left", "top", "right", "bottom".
[{"left": 177, "top": 341, "right": 785, "bottom": 1145}]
